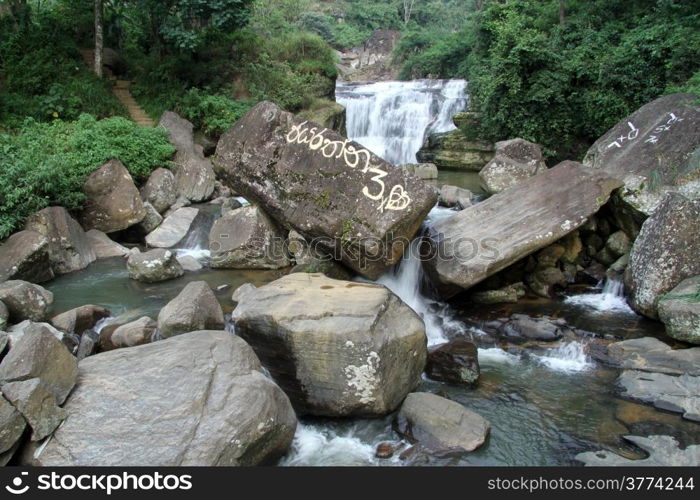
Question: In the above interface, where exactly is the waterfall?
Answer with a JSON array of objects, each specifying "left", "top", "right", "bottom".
[
  {"left": 533, "top": 342, "right": 593, "bottom": 373},
  {"left": 564, "top": 278, "right": 635, "bottom": 314},
  {"left": 336, "top": 79, "right": 467, "bottom": 165}
]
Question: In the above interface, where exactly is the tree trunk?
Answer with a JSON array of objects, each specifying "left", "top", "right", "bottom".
[
  {"left": 476, "top": 0, "right": 484, "bottom": 11},
  {"left": 94, "top": 0, "right": 103, "bottom": 78},
  {"left": 559, "top": 0, "right": 565, "bottom": 26}
]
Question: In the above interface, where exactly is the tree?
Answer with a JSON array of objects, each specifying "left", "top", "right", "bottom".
[
  {"left": 559, "top": 0, "right": 565, "bottom": 26},
  {"left": 402, "top": 0, "right": 416, "bottom": 26},
  {"left": 94, "top": 0, "right": 103, "bottom": 78}
]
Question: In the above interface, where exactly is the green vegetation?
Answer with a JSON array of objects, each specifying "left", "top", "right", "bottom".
[{"left": 0, "top": 115, "right": 174, "bottom": 239}]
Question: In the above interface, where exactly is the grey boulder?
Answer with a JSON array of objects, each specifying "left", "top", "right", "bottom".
[
  {"left": 0, "top": 281, "right": 54, "bottom": 322},
  {"left": 658, "top": 276, "right": 700, "bottom": 344},
  {"left": 145, "top": 207, "right": 199, "bottom": 249},
  {"left": 157, "top": 281, "right": 224, "bottom": 338},
  {"left": 0, "top": 230, "right": 54, "bottom": 283},
  {"left": 140, "top": 167, "right": 178, "bottom": 214},
  {"left": 126, "top": 249, "right": 184, "bottom": 283},
  {"left": 479, "top": 138, "right": 547, "bottom": 194}
]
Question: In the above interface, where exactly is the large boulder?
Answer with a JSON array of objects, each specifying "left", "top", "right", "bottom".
[
  {"left": 395, "top": 392, "right": 490, "bottom": 453},
  {"left": 0, "top": 395, "right": 26, "bottom": 457},
  {"left": 215, "top": 101, "right": 438, "bottom": 279},
  {"left": 159, "top": 112, "right": 216, "bottom": 203},
  {"left": 209, "top": 206, "right": 290, "bottom": 270},
  {"left": 625, "top": 193, "right": 700, "bottom": 318},
  {"left": 1, "top": 379, "right": 66, "bottom": 441},
  {"left": 50, "top": 305, "right": 110, "bottom": 335},
  {"left": 157, "top": 281, "right": 224, "bottom": 338},
  {"left": 26, "top": 331, "right": 297, "bottom": 466},
  {"left": 25, "top": 207, "right": 96, "bottom": 275},
  {"left": 478, "top": 138, "right": 547, "bottom": 194},
  {"left": 416, "top": 130, "right": 495, "bottom": 171},
  {"left": 101, "top": 316, "right": 156, "bottom": 351},
  {"left": 0, "top": 281, "right": 53, "bottom": 322},
  {"left": 85, "top": 229, "right": 129, "bottom": 259},
  {"left": 424, "top": 162, "right": 622, "bottom": 297},
  {"left": 658, "top": 276, "right": 700, "bottom": 344},
  {"left": 583, "top": 93, "right": 700, "bottom": 224},
  {"left": 137, "top": 202, "right": 163, "bottom": 234},
  {"left": 607, "top": 337, "right": 700, "bottom": 376},
  {"left": 425, "top": 340, "right": 480, "bottom": 386},
  {"left": 231, "top": 273, "right": 427, "bottom": 416},
  {"left": 145, "top": 207, "right": 199, "bottom": 248},
  {"left": 617, "top": 370, "right": 699, "bottom": 422},
  {"left": 0, "top": 230, "right": 54, "bottom": 283},
  {"left": 126, "top": 249, "right": 184, "bottom": 283},
  {"left": 0, "top": 323, "right": 77, "bottom": 405},
  {"left": 140, "top": 167, "right": 178, "bottom": 214},
  {"left": 81, "top": 159, "right": 146, "bottom": 233}
]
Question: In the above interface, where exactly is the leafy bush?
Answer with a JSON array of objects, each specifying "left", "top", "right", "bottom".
[
  {"left": 0, "top": 115, "right": 175, "bottom": 239},
  {"left": 176, "top": 89, "right": 254, "bottom": 136}
]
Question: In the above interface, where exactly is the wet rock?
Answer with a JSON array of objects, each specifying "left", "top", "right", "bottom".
[
  {"left": 76, "top": 330, "right": 99, "bottom": 360},
  {"left": 157, "top": 282, "right": 224, "bottom": 338},
  {"left": 606, "top": 230, "right": 631, "bottom": 257},
  {"left": 424, "top": 161, "right": 622, "bottom": 297},
  {"left": 159, "top": 112, "right": 216, "bottom": 203},
  {"left": 208, "top": 206, "right": 290, "bottom": 270},
  {"left": 24, "top": 207, "right": 96, "bottom": 275},
  {"left": 137, "top": 202, "right": 163, "bottom": 234},
  {"left": 617, "top": 370, "right": 699, "bottom": 422},
  {"left": 215, "top": 101, "right": 438, "bottom": 279},
  {"left": 140, "top": 167, "right": 178, "bottom": 214},
  {"left": 85, "top": 229, "right": 129, "bottom": 259},
  {"left": 0, "top": 395, "right": 26, "bottom": 455},
  {"left": 221, "top": 197, "right": 243, "bottom": 216},
  {"left": 0, "top": 281, "right": 53, "bottom": 322},
  {"left": 1, "top": 379, "right": 66, "bottom": 441},
  {"left": 583, "top": 93, "right": 700, "bottom": 219},
  {"left": 145, "top": 207, "right": 199, "bottom": 248},
  {"left": 658, "top": 276, "right": 700, "bottom": 344},
  {"left": 401, "top": 163, "right": 438, "bottom": 179},
  {"left": 438, "top": 185, "right": 472, "bottom": 209},
  {"left": 375, "top": 442, "right": 399, "bottom": 459},
  {"left": 608, "top": 337, "right": 700, "bottom": 376},
  {"left": 417, "top": 129, "right": 494, "bottom": 171},
  {"left": 470, "top": 282, "right": 526, "bottom": 304},
  {"left": 395, "top": 392, "right": 490, "bottom": 453},
  {"left": 176, "top": 254, "right": 203, "bottom": 272},
  {"left": 127, "top": 249, "right": 184, "bottom": 283},
  {"left": 25, "top": 331, "right": 297, "bottom": 466},
  {"left": 81, "top": 159, "right": 146, "bottom": 233},
  {"left": 0, "top": 323, "right": 77, "bottom": 405},
  {"left": 577, "top": 435, "right": 700, "bottom": 466},
  {"left": 479, "top": 138, "right": 547, "bottom": 194},
  {"left": 50, "top": 305, "right": 110, "bottom": 336},
  {"left": 502, "top": 314, "right": 563, "bottom": 341},
  {"left": 231, "top": 273, "right": 427, "bottom": 416},
  {"left": 0, "top": 230, "right": 54, "bottom": 283},
  {"left": 625, "top": 193, "right": 700, "bottom": 318},
  {"left": 426, "top": 340, "right": 480, "bottom": 386},
  {"left": 526, "top": 267, "right": 567, "bottom": 298}
]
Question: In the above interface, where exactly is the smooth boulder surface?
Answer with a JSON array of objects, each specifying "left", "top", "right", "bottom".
[
  {"left": 145, "top": 207, "right": 199, "bottom": 248},
  {"left": 0, "top": 323, "right": 77, "bottom": 405},
  {"left": 479, "top": 138, "right": 547, "bottom": 194},
  {"left": 0, "top": 230, "right": 53, "bottom": 283},
  {"left": 101, "top": 316, "right": 156, "bottom": 351},
  {"left": 159, "top": 112, "right": 216, "bottom": 203},
  {"left": 85, "top": 229, "right": 129, "bottom": 259},
  {"left": 577, "top": 435, "right": 700, "bottom": 466},
  {"left": 27, "top": 331, "right": 297, "bottom": 466},
  {"left": 0, "top": 281, "right": 54, "bottom": 322},
  {"left": 209, "top": 206, "right": 290, "bottom": 270},
  {"left": 424, "top": 162, "right": 622, "bottom": 297},
  {"left": 50, "top": 305, "right": 110, "bottom": 336},
  {"left": 81, "top": 159, "right": 146, "bottom": 233},
  {"left": 607, "top": 337, "right": 700, "bottom": 376},
  {"left": 157, "top": 281, "right": 224, "bottom": 338},
  {"left": 215, "top": 101, "right": 438, "bottom": 279},
  {"left": 140, "top": 167, "right": 178, "bottom": 214},
  {"left": 395, "top": 392, "right": 490, "bottom": 453},
  {"left": 126, "top": 249, "right": 184, "bottom": 283},
  {"left": 583, "top": 93, "right": 700, "bottom": 218},
  {"left": 625, "top": 193, "right": 700, "bottom": 318},
  {"left": 25, "top": 206, "right": 96, "bottom": 275},
  {"left": 658, "top": 276, "right": 700, "bottom": 344},
  {"left": 425, "top": 340, "right": 480, "bottom": 386},
  {"left": 231, "top": 273, "right": 427, "bottom": 416},
  {"left": 618, "top": 370, "right": 699, "bottom": 422}
]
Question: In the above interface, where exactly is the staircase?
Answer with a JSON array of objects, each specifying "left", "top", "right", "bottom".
[{"left": 80, "top": 49, "right": 154, "bottom": 127}]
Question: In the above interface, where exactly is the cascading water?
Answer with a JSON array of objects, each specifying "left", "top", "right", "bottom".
[
  {"left": 336, "top": 79, "right": 467, "bottom": 165},
  {"left": 564, "top": 278, "right": 635, "bottom": 314}
]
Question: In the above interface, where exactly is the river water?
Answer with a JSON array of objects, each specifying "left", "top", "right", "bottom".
[{"left": 44, "top": 79, "right": 698, "bottom": 466}]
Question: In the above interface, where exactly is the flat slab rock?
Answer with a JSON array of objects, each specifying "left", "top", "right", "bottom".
[
  {"left": 214, "top": 101, "right": 437, "bottom": 279},
  {"left": 607, "top": 337, "right": 700, "bottom": 376},
  {"left": 424, "top": 161, "right": 622, "bottom": 297},
  {"left": 577, "top": 435, "right": 700, "bottom": 466},
  {"left": 26, "top": 331, "right": 297, "bottom": 466},
  {"left": 617, "top": 370, "right": 700, "bottom": 422}
]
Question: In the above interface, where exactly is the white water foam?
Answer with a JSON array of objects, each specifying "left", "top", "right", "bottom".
[
  {"left": 478, "top": 347, "right": 522, "bottom": 365},
  {"left": 174, "top": 248, "right": 211, "bottom": 261},
  {"left": 280, "top": 424, "right": 377, "bottom": 467},
  {"left": 564, "top": 279, "right": 635, "bottom": 314},
  {"left": 337, "top": 79, "right": 467, "bottom": 165},
  {"left": 533, "top": 342, "right": 593, "bottom": 373}
]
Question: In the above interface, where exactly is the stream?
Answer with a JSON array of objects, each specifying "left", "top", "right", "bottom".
[{"left": 45, "top": 79, "right": 699, "bottom": 466}]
